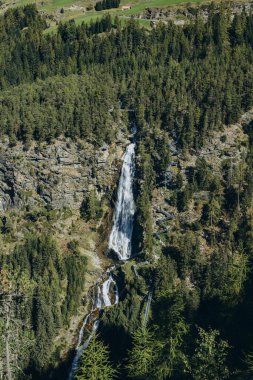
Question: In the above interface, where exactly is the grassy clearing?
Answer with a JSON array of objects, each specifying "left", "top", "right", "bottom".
[
  {"left": 40, "top": 0, "right": 87, "bottom": 12},
  {"left": 42, "top": 0, "right": 205, "bottom": 33},
  {"left": 3, "top": 0, "right": 201, "bottom": 11},
  {"left": 1, "top": 0, "right": 236, "bottom": 34},
  {"left": 1, "top": 0, "right": 207, "bottom": 19},
  {"left": 2, "top": 0, "right": 246, "bottom": 16},
  {"left": 118, "top": 0, "right": 203, "bottom": 16}
]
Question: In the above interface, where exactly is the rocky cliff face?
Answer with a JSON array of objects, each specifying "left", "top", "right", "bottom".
[
  {"left": 139, "top": 0, "right": 253, "bottom": 23},
  {"left": 0, "top": 133, "right": 130, "bottom": 364},
  {"left": 0, "top": 136, "right": 127, "bottom": 212},
  {"left": 152, "top": 108, "right": 252, "bottom": 257}
]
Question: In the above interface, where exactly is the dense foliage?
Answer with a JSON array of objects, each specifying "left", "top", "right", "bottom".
[
  {"left": 0, "top": 234, "right": 87, "bottom": 379},
  {"left": 0, "top": 74, "right": 118, "bottom": 145},
  {"left": 1, "top": 3, "right": 253, "bottom": 380},
  {"left": 0, "top": 5, "right": 253, "bottom": 150},
  {"left": 95, "top": 0, "right": 120, "bottom": 11},
  {"left": 76, "top": 334, "right": 117, "bottom": 380}
]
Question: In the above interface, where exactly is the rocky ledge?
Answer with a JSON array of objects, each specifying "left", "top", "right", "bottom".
[
  {"left": 139, "top": 0, "right": 253, "bottom": 24},
  {"left": 0, "top": 136, "right": 128, "bottom": 212}
]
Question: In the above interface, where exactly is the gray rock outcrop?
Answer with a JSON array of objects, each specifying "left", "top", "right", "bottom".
[
  {"left": 0, "top": 137, "right": 126, "bottom": 211},
  {"left": 140, "top": 1, "right": 253, "bottom": 23}
]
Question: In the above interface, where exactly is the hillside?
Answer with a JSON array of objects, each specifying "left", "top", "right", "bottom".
[
  {"left": 1, "top": 2, "right": 253, "bottom": 380},
  {"left": 2, "top": 0, "right": 252, "bottom": 33}
]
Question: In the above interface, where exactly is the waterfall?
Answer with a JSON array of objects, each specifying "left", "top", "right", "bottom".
[
  {"left": 143, "top": 291, "right": 152, "bottom": 328},
  {"left": 68, "top": 142, "right": 135, "bottom": 379},
  {"left": 114, "top": 281, "right": 119, "bottom": 304},
  {"left": 68, "top": 273, "right": 118, "bottom": 380},
  {"left": 101, "top": 274, "right": 117, "bottom": 307},
  {"left": 93, "top": 286, "right": 102, "bottom": 310},
  {"left": 93, "top": 274, "right": 119, "bottom": 310},
  {"left": 68, "top": 316, "right": 100, "bottom": 380},
  {"left": 109, "top": 143, "right": 136, "bottom": 260},
  {"left": 76, "top": 314, "right": 90, "bottom": 348}
]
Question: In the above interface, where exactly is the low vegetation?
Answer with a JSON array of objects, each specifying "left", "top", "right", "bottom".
[{"left": 0, "top": 0, "right": 222, "bottom": 33}]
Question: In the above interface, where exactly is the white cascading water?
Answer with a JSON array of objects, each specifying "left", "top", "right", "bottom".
[
  {"left": 109, "top": 143, "right": 136, "bottom": 260},
  {"left": 68, "top": 314, "right": 92, "bottom": 380},
  {"left": 68, "top": 142, "right": 135, "bottom": 379},
  {"left": 77, "top": 314, "right": 90, "bottom": 348},
  {"left": 94, "top": 286, "right": 102, "bottom": 310},
  {"left": 93, "top": 274, "right": 119, "bottom": 310},
  {"left": 143, "top": 291, "right": 152, "bottom": 328},
  {"left": 101, "top": 274, "right": 116, "bottom": 307},
  {"left": 68, "top": 274, "right": 118, "bottom": 380}
]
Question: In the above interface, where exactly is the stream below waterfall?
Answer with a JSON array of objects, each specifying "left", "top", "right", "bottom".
[{"left": 68, "top": 142, "right": 136, "bottom": 379}]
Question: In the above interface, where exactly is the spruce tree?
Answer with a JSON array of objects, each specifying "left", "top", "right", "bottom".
[
  {"left": 126, "top": 328, "right": 157, "bottom": 379},
  {"left": 75, "top": 334, "right": 117, "bottom": 380},
  {"left": 191, "top": 328, "right": 230, "bottom": 380}
]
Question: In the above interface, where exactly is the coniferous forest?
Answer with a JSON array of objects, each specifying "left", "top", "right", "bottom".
[
  {"left": 95, "top": 0, "right": 120, "bottom": 12},
  {"left": 1, "top": 2, "right": 253, "bottom": 380}
]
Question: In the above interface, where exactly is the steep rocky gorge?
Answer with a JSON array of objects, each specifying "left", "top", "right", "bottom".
[{"left": 0, "top": 131, "right": 131, "bottom": 367}]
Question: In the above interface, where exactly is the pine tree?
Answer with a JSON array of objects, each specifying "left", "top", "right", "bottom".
[
  {"left": 191, "top": 328, "right": 230, "bottom": 380},
  {"left": 81, "top": 190, "right": 100, "bottom": 221},
  {"left": 244, "top": 351, "right": 253, "bottom": 376},
  {"left": 126, "top": 328, "right": 157, "bottom": 379},
  {"left": 75, "top": 334, "right": 117, "bottom": 380}
]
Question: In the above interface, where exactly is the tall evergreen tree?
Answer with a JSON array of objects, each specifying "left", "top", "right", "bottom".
[{"left": 76, "top": 334, "right": 117, "bottom": 380}]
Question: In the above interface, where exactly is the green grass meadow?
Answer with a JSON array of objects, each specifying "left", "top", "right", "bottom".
[{"left": 2, "top": 0, "right": 220, "bottom": 34}]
